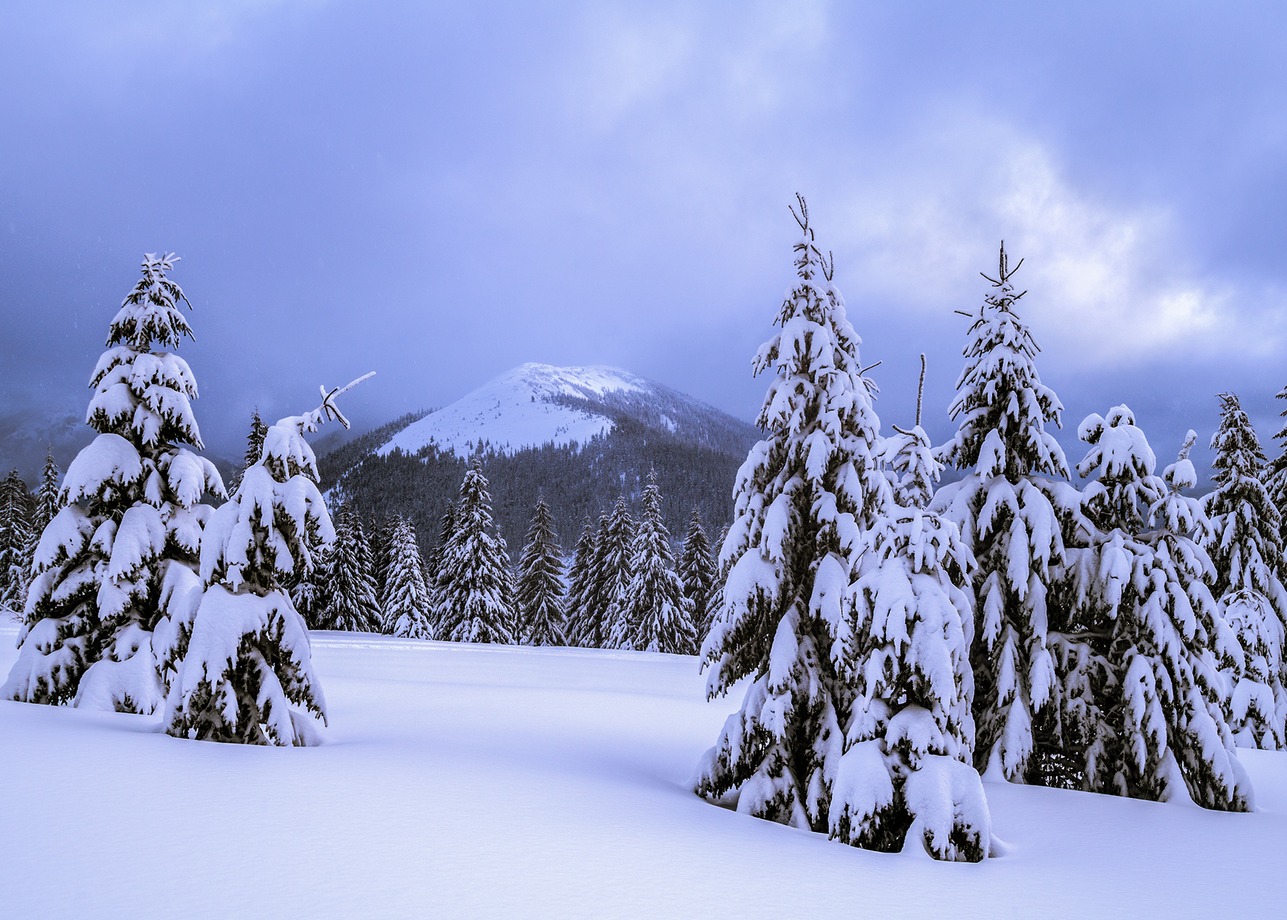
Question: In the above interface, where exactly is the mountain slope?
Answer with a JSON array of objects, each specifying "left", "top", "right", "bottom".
[{"left": 325, "top": 364, "right": 759, "bottom": 551}]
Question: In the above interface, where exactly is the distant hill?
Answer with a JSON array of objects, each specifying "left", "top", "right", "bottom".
[{"left": 321, "top": 364, "right": 760, "bottom": 553}]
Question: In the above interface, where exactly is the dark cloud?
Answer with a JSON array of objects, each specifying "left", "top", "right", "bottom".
[{"left": 1, "top": 1, "right": 1285, "bottom": 476}]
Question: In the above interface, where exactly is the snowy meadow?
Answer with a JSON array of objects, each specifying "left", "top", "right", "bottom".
[{"left": 3, "top": 620, "right": 1284, "bottom": 919}]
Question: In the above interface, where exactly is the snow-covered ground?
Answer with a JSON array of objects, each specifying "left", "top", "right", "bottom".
[{"left": 1, "top": 620, "right": 1283, "bottom": 919}]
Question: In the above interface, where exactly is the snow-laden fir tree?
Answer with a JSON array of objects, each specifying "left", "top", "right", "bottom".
[
  {"left": 290, "top": 542, "right": 330, "bottom": 631},
  {"left": 162, "top": 374, "right": 371, "bottom": 745},
  {"left": 563, "top": 519, "right": 599, "bottom": 648},
  {"left": 4, "top": 254, "right": 224, "bottom": 713},
  {"left": 425, "top": 500, "right": 458, "bottom": 631},
  {"left": 933, "top": 244, "right": 1078, "bottom": 783},
  {"left": 317, "top": 506, "right": 382, "bottom": 633},
  {"left": 695, "top": 196, "right": 891, "bottom": 832},
  {"left": 437, "top": 463, "right": 516, "bottom": 644},
  {"left": 0, "top": 470, "right": 33, "bottom": 614},
  {"left": 16, "top": 454, "right": 65, "bottom": 615},
  {"left": 679, "top": 509, "right": 718, "bottom": 641},
  {"left": 371, "top": 516, "right": 398, "bottom": 608},
  {"left": 1203, "top": 392, "right": 1287, "bottom": 750},
  {"left": 382, "top": 515, "right": 432, "bottom": 639},
  {"left": 613, "top": 473, "right": 695, "bottom": 654},
  {"left": 1077, "top": 410, "right": 1250, "bottom": 809},
  {"left": 830, "top": 359, "right": 990, "bottom": 860},
  {"left": 595, "top": 497, "right": 636, "bottom": 650},
  {"left": 230, "top": 409, "right": 268, "bottom": 493},
  {"left": 515, "top": 498, "right": 567, "bottom": 646},
  {"left": 1265, "top": 384, "right": 1287, "bottom": 551}
]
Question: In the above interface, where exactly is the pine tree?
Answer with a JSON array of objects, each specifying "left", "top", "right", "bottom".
[
  {"left": 679, "top": 509, "right": 718, "bottom": 642},
  {"left": 695, "top": 196, "right": 890, "bottom": 833},
  {"left": 382, "top": 515, "right": 432, "bottom": 638},
  {"left": 438, "top": 463, "right": 516, "bottom": 644},
  {"left": 317, "top": 506, "right": 382, "bottom": 632},
  {"left": 17, "top": 453, "right": 64, "bottom": 615},
  {"left": 1077, "top": 411, "right": 1250, "bottom": 809},
  {"left": 1265, "top": 384, "right": 1287, "bottom": 551},
  {"left": 596, "top": 497, "right": 636, "bottom": 649},
  {"left": 425, "top": 500, "right": 458, "bottom": 634},
  {"left": 515, "top": 498, "right": 567, "bottom": 646},
  {"left": 614, "top": 473, "right": 695, "bottom": 653},
  {"left": 162, "top": 374, "right": 371, "bottom": 745},
  {"left": 0, "top": 470, "right": 33, "bottom": 614},
  {"left": 1203, "top": 392, "right": 1287, "bottom": 750},
  {"left": 3, "top": 254, "right": 224, "bottom": 713},
  {"left": 231, "top": 409, "right": 269, "bottom": 493},
  {"left": 830, "top": 358, "right": 990, "bottom": 860},
  {"left": 563, "top": 519, "right": 599, "bottom": 647},
  {"left": 371, "top": 515, "right": 398, "bottom": 612},
  {"left": 934, "top": 243, "right": 1077, "bottom": 783}
]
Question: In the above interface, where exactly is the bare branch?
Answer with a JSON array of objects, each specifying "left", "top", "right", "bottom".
[{"left": 916, "top": 353, "right": 926, "bottom": 428}]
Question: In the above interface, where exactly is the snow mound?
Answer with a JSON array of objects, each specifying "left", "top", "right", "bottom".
[{"left": 377, "top": 363, "right": 647, "bottom": 458}]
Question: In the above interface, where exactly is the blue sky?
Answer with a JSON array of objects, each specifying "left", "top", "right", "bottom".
[{"left": 2, "top": 1, "right": 1286, "bottom": 473}]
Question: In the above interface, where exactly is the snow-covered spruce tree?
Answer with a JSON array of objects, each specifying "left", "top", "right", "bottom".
[
  {"left": 679, "top": 508, "right": 718, "bottom": 641},
  {"left": 371, "top": 515, "right": 398, "bottom": 610},
  {"left": 17, "top": 454, "right": 65, "bottom": 615},
  {"left": 230, "top": 409, "right": 268, "bottom": 494},
  {"left": 1265, "top": 384, "right": 1287, "bottom": 551},
  {"left": 830, "top": 359, "right": 989, "bottom": 860},
  {"left": 425, "top": 500, "right": 458, "bottom": 631},
  {"left": 437, "top": 463, "right": 516, "bottom": 644},
  {"left": 0, "top": 470, "right": 33, "bottom": 613},
  {"left": 162, "top": 374, "right": 371, "bottom": 745},
  {"left": 515, "top": 498, "right": 567, "bottom": 646},
  {"left": 291, "top": 542, "right": 330, "bottom": 631},
  {"left": 596, "top": 497, "right": 636, "bottom": 649},
  {"left": 695, "top": 196, "right": 890, "bottom": 832},
  {"left": 316, "top": 506, "right": 382, "bottom": 633},
  {"left": 1203, "top": 392, "right": 1287, "bottom": 750},
  {"left": 613, "top": 473, "right": 696, "bottom": 653},
  {"left": 934, "top": 243, "right": 1078, "bottom": 783},
  {"left": 382, "top": 515, "right": 432, "bottom": 639},
  {"left": 563, "top": 519, "right": 599, "bottom": 648},
  {"left": 1077, "top": 411, "right": 1250, "bottom": 809},
  {"left": 4, "top": 254, "right": 224, "bottom": 712}
]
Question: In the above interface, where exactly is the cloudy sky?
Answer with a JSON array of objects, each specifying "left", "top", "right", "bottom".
[{"left": 2, "top": 1, "right": 1286, "bottom": 475}]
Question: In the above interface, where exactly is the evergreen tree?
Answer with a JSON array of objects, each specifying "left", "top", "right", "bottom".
[
  {"left": 17, "top": 453, "right": 64, "bottom": 614},
  {"left": 563, "top": 519, "right": 599, "bottom": 647},
  {"left": 231, "top": 409, "right": 269, "bottom": 493},
  {"left": 4, "top": 254, "right": 224, "bottom": 713},
  {"left": 679, "top": 508, "right": 718, "bottom": 642},
  {"left": 425, "top": 500, "right": 458, "bottom": 633},
  {"left": 934, "top": 243, "right": 1077, "bottom": 782},
  {"left": 438, "top": 463, "right": 516, "bottom": 644},
  {"left": 383, "top": 515, "right": 432, "bottom": 639},
  {"left": 515, "top": 498, "right": 567, "bottom": 646},
  {"left": 614, "top": 473, "right": 695, "bottom": 653},
  {"left": 317, "top": 506, "right": 382, "bottom": 632},
  {"left": 291, "top": 543, "right": 330, "bottom": 631},
  {"left": 1077, "top": 411, "right": 1250, "bottom": 809},
  {"left": 1265, "top": 384, "right": 1287, "bottom": 551},
  {"left": 830, "top": 360, "right": 990, "bottom": 860},
  {"left": 371, "top": 515, "right": 398, "bottom": 612},
  {"left": 162, "top": 374, "right": 370, "bottom": 745},
  {"left": 596, "top": 497, "right": 636, "bottom": 649},
  {"left": 695, "top": 196, "right": 890, "bottom": 832},
  {"left": 0, "top": 470, "right": 33, "bottom": 614},
  {"left": 1203, "top": 392, "right": 1287, "bottom": 749}
]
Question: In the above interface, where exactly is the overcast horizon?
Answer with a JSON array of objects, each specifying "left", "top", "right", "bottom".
[{"left": 3, "top": 1, "right": 1287, "bottom": 478}]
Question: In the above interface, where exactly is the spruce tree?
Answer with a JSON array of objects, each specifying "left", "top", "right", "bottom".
[
  {"left": 1077, "top": 411, "right": 1250, "bottom": 809},
  {"left": 695, "top": 196, "right": 890, "bottom": 832},
  {"left": 679, "top": 509, "right": 718, "bottom": 642},
  {"left": 3, "top": 254, "right": 224, "bottom": 713},
  {"left": 0, "top": 470, "right": 33, "bottom": 614},
  {"left": 317, "top": 506, "right": 382, "bottom": 632},
  {"left": 934, "top": 243, "right": 1076, "bottom": 782},
  {"left": 383, "top": 515, "right": 432, "bottom": 639},
  {"left": 425, "top": 500, "right": 458, "bottom": 634},
  {"left": 162, "top": 374, "right": 370, "bottom": 745},
  {"left": 830, "top": 361, "right": 990, "bottom": 860},
  {"left": 515, "top": 498, "right": 567, "bottom": 646},
  {"left": 438, "top": 463, "right": 516, "bottom": 644},
  {"left": 563, "top": 520, "right": 599, "bottom": 647},
  {"left": 596, "top": 497, "right": 636, "bottom": 649},
  {"left": 231, "top": 409, "right": 268, "bottom": 493},
  {"left": 17, "top": 454, "right": 64, "bottom": 616},
  {"left": 1265, "top": 384, "right": 1287, "bottom": 551},
  {"left": 1203, "top": 392, "right": 1287, "bottom": 749},
  {"left": 614, "top": 473, "right": 695, "bottom": 653}
]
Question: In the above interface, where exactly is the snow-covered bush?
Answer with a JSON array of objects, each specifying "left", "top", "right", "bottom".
[{"left": 162, "top": 375, "right": 371, "bottom": 745}]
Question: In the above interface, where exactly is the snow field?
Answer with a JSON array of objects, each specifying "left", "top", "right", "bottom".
[{"left": 1, "top": 621, "right": 1284, "bottom": 919}]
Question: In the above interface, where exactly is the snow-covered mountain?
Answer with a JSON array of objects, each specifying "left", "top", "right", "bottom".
[
  {"left": 325, "top": 363, "right": 759, "bottom": 551},
  {"left": 376, "top": 363, "right": 745, "bottom": 459}
]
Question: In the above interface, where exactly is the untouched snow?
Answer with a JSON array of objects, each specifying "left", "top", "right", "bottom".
[
  {"left": 378, "top": 363, "right": 646, "bottom": 458},
  {"left": 1, "top": 622, "right": 1285, "bottom": 919}
]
